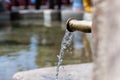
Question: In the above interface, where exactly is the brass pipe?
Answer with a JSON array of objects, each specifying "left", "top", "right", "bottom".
[{"left": 66, "top": 18, "right": 92, "bottom": 33}]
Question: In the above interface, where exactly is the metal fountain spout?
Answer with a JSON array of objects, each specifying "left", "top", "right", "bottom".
[{"left": 66, "top": 18, "right": 92, "bottom": 33}]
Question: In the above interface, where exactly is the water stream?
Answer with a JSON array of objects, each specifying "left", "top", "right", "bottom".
[{"left": 56, "top": 30, "right": 73, "bottom": 80}]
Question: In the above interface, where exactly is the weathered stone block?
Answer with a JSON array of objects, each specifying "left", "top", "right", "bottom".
[{"left": 13, "top": 63, "right": 93, "bottom": 80}]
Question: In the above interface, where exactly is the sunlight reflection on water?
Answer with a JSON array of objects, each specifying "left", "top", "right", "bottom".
[{"left": 0, "top": 34, "right": 38, "bottom": 80}]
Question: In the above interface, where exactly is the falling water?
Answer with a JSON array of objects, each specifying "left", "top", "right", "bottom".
[{"left": 56, "top": 30, "right": 73, "bottom": 80}]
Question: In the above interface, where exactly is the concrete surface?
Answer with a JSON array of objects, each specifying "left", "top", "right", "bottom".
[
  {"left": 19, "top": 10, "right": 43, "bottom": 20},
  {"left": 13, "top": 63, "right": 93, "bottom": 80},
  {"left": 61, "top": 10, "right": 83, "bottom": 22},
  {"left": 10, "top": 9, "right": 84, "bottom": 27},
  {"left": 92, "top": 0, "right": 120, "bottom": 79},
  {"left": 43, "top": 9, "right": 61, "bottom": 27}
]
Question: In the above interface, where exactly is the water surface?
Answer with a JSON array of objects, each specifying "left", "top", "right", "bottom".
[{"left": 0, "top": 21, "right": 91, "bottom": 80}]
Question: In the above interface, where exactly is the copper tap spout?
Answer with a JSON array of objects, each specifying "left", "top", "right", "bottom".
[{"left": 66, "top": 18, "right": 92, "bottom": 33}]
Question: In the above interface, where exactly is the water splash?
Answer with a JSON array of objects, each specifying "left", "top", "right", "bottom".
[{"left": 56, "top": 30, "right": 73, "bottom": 80}]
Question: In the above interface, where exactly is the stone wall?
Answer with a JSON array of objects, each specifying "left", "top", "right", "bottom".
[{"left": 92, "top": 0, "right": 120, "bottom": 80}]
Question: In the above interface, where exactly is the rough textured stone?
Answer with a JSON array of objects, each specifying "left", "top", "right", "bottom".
[
  {"left": 92, "top": 0, "right": 120, "bottom": 80},
  {"left": 13, "top": 63, "right": 93, "bottom": 80}
]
